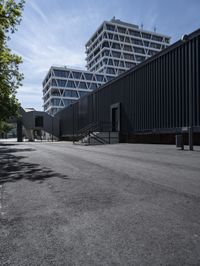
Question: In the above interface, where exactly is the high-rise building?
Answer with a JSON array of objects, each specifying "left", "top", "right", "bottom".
[
  {"left": 43, "top": 18, "right": 170, "bottom": 115},
  {"left": 85, "top": 17, "right": 170, "bottom": 75},
  {"left": 43, "top": 67, "right": 115, "bottom": 115}
]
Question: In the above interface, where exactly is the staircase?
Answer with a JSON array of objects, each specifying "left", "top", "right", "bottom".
[{"left": 74, "top": 122, "right": 119, "bottom": 145}]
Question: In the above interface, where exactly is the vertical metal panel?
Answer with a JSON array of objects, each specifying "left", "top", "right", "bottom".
[
  {"left": 181, "top": 45, "right": 185, "bottom": 126},
  {"left": 196, "top": 37, "right": 200, "bottom": 126}
]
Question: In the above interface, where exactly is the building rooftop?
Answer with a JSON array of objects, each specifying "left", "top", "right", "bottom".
[{"left": 110, "top": 17, "right": 139, "bottom": 29}]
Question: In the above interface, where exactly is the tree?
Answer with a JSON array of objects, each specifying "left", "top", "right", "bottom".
[
  {"left": 0, "top": 0, "right": 25, "bottom": 124},
  {"left": 0, "top": 120, "right": 13, "bottom": 137}
]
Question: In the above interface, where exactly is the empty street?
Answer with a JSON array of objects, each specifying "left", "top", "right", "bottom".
[{"left": 1, "top": 142, "right": 200, "bottom": 266}]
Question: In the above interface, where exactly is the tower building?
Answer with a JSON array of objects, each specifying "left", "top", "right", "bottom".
[
  {"left": 43, "top": 18, "right": 170, "bottom": 115},
  {"left": 85, "top": 17, "right": 170, "bottom": 75}
]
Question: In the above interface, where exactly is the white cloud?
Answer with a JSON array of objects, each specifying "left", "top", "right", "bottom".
[
  {"left": 17, "top": 84, "right": 43, "bottom": 110},
  {"left": 9, "top": 1, "right": 88, "bottom": 110},
  {"left": 28, "top": 1, "right": 48, "bottom": 24}
]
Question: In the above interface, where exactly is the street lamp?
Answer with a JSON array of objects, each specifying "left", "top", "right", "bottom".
[
  {"left": 51, "top": 115, "right": 53, "bottom": 142},
  {"left": 188, "top": 40, "right": 193, "bottom": 150},
  {"left": 181, "top": 34, "right": 193, "bottom": 150}
]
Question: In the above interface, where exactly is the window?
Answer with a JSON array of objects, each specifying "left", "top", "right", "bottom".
[
  {"left": 108, "top": 33, "right": 113, "bottom": 39},
  {"left": 131, "top": 30, "right": 140, "bottom": 37},
  {"left": 71, "top": 90, "right": 78, "bottom": 97},
  {"left": 103, "top": 32, "right": 108, "bottom": 39},
  {"left": 106, "top": 24, "right": 115, "bottom": 31},
  {"left": 107, "top": 76, "right": 114, "bottom": 81},
  {"left": 148, "top": 50, "right": 157, "bottom": 56},
  {"left": 103, "top": 58, "right": 108, "bottom": 64},
  {"left": 73, "top": 72, "right": 81, "bottom": 79},
  {"left": 125, "top": 37, "right": 130, "bottom": 43},
  {"left": 124, "top": 45, "right": 132, "bottom": 51},
  {"left": 152, "top": 35, "right": 162, "bottom": 42},
  {"left": 119, "top": 61, "right": 124, "bottom": 67},
  {"left": 114, "top": 34, "right": 119, "bottom": 41},
  {"left": 51, "top": 98, "right": 60, "bottom": 106},
  {"left": 102, "top": 50, "right": 109, "bottom": 56},
  {"left": 51, "top": 90, "right": 60, "bottom": 96},
  {"left": 134, "top": 47, "right": 145, "bottom": 54},
  {"left": 106, "top": 68, "right": 115, "bottom": 74},
  {"left": 79, "top": 82, "right": 87, "bottom": 89},
  {"left": 53, "top": 70, "right": 68, "bottom": 77},
  {"left": 102, "top": 41, "right": 109, "bottom": 48},
  {"left": 124, "top": 53, "right": 134, "bottom": 60},
  {"left": 125, "top": 62, "right": 135, "bottom": 68},
  {"left": 135, "top": 55, "right": 145, "bottom": 62},
  {"left": 165, "top": 38, "right": 170, "bottom": 44},
  {"left": 79, "top": 91, "right": 88, "bottom": 97},
  {"left": 90, "top": 83, "right": 97, "bottom": 90},
  {"left": 96, "top": 75, "right": 104, "bottom": 81},
  {"left": 119, "top": 35, "right": 125, "bottom": 42},
  {"left": 131, "top": 38, "right": 143, "bottom": 46},
  {"left": 108, "top": 59, "right": 113, "bottom": 66},
  {"left": 150, "top": 43, "right": 161, "bottom": 49},
  {"left": 57, "top": 79, "right": 66, "bottom": 87},
  {"left": 63, "top": 90, "right": 78, "bottom": 97},
  {"left": 118, "top": 69, "right": 125, "bottom": 75},
  {"left": 142, "top": 33, "right": 151, "bottom": 39},
  {"left": 84, "top": 73, "right": 93, "bottom": 80},
  {"left": 118, "top": 27, "right": 126, "bottom": 34},
  {"left": 35, "top": 116, "right": 43, "bottom": 127},
  {"left": 52, "top": 79, "right": 57, "bottom": 86},
  {"left": 112, "top": 42, "right": 120, "bottom": 49},
  {"left": 129, "top": 29, "right": 135, "bottom": 36},
  {"left": 67, "top": 81, "right": 75, "bottom": 88},
  {"left": 63, "top": 99, "right": 74, "bottom": 107},
  {"left": 114, "top": 60, "right": 119, "bottom": 66},
  {"left": 112, "top": 51, "right": 121, "bottom": 58},
  {"left": 144, "top": 41, "right": 149, "bottom": 47},
  {"left": 94, "top": 48, "right": 100, "bottom": 56}
]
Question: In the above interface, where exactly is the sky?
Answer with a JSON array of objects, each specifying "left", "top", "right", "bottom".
[{"left": 9, "top": 0, "right": 200, "bottom": 110}]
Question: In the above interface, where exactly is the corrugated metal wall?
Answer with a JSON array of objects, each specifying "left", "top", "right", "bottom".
[{"left": 55, "top": 29, "right": 200, "bottom": 138}]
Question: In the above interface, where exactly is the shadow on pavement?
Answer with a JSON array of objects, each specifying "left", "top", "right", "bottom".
[{"left": 0, "top": 143, "right": 68, "bottom": 184}]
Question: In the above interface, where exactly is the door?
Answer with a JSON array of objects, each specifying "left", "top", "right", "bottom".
[
  {"left": 112, "top": 108, "right": 118, "bottom": 131},
  {"left": 110, "top": 103, "right": 120, "bottom": 132}
]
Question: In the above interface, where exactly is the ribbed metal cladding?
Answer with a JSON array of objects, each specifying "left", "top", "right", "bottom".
[{"left": 55, "top": 29, "right": 200, "bottom": 137}]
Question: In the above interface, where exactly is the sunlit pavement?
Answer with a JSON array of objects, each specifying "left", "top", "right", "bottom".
[{"left": 1, "top": 141, "right": 200, "bottom": 266}]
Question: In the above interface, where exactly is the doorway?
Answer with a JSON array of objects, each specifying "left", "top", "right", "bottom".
[{"left": 110, "top": 103, "right": 120, "bottom": 132}]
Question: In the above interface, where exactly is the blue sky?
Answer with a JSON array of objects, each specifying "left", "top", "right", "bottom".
[{"left": 9, "top": 0, "right": 200, "bottom": 110}]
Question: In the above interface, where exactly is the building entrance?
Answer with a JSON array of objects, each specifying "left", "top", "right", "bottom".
[{"left": 110, "top": 103, "right": 120, "bottom": 132}]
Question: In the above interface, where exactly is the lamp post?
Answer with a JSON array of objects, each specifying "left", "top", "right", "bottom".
[
  {"left": 17, "top": 118, "right": 23, "bottom": 142},
  {"left": 181, "top": 34, "right": 193, "bottom": 151},
  {"left": 188, "top": 40, "right": 193, "bottom": 150},
  {"left": 72, "top": 105, "right": 75, "bottom": 144},
  {"left": 51, "top": 115, "right": 53, "bottom": 142}
]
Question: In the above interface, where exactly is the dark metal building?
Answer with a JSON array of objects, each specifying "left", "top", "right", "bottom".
[{"left": 54, "top": 28, "right": 200, "bottom": 144}]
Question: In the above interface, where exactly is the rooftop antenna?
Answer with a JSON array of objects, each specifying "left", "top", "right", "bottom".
[
  {"left": 154, "top": 26, "right": 157, "bottom": 32},
  {"left": 141, "top": 22, "right": 143, "bottom": 29}
]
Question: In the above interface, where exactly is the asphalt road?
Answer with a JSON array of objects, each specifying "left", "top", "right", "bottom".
[{"left": 0, "top": 141, "right": 200, "bottom": 266}]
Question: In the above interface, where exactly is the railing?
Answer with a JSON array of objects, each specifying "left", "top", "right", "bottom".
[
  {"left": 73, "top": 121, "right": 99, "bottom": 143},
  {"left": 73, "top": 121, "right": 118, "bottom": 145}
]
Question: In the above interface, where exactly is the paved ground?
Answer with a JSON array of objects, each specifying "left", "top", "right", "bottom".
[{"left": 0, "top": 141, "right": 200, "bottom": 266}]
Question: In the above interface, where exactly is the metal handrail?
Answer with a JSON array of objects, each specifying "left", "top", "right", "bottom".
[
  {"left": 73, "top": 121, "right": 119, "bottom": 144},
  {"left": 90, "top": 131, "right": 109, "bottom": 144},
  {"left": 78, "top": 121, "right": 99, "bottom": 134}
]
